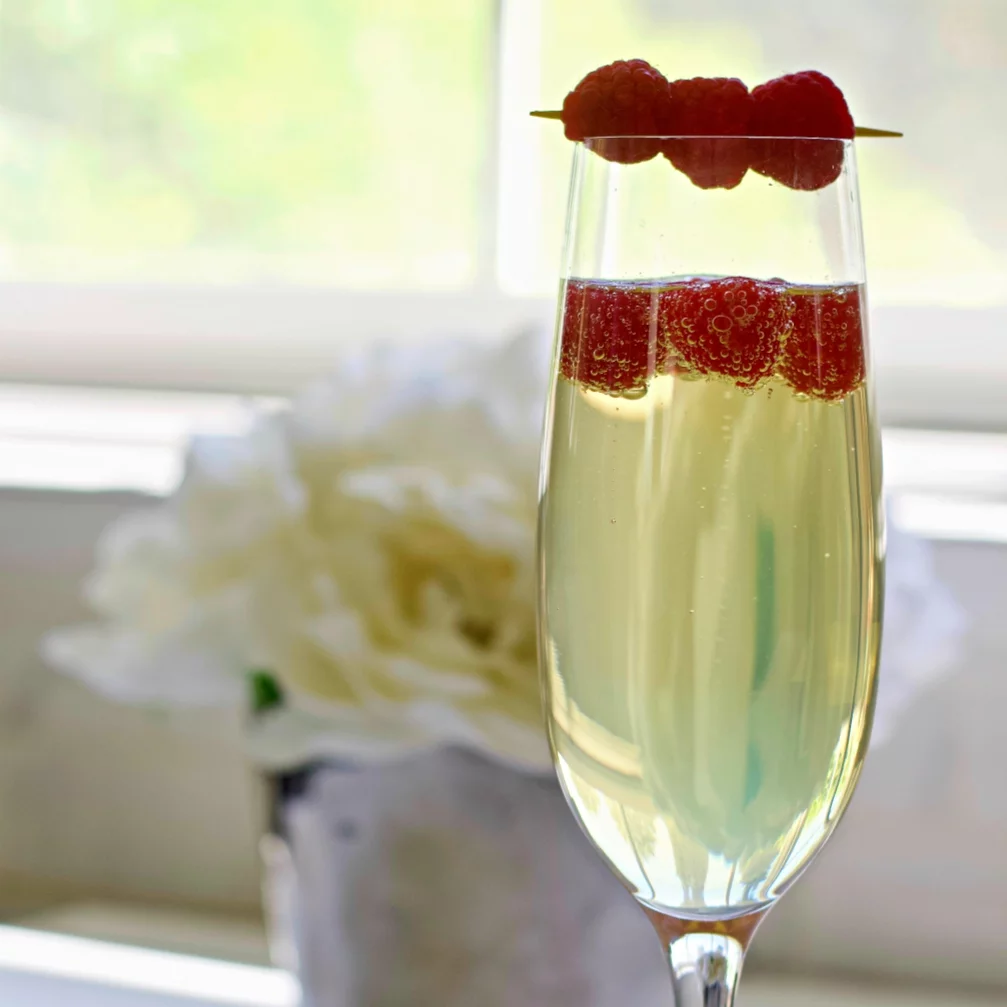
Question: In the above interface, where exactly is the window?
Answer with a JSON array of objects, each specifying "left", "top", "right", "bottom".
[
  {"left": 0, "top": 0, "right": 490, "bottom": 288},
  {"left": 1, "top": 0, "right": 1005, "bottom": 426}
]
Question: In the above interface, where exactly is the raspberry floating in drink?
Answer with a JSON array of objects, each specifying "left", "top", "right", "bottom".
[
  {"left": 661, "top": 277, "right": 793, "bottom": 389},
  {"left": 559, "top": 280, "right": 662, "bottom": 394},
  {"left": 779, "top": 285, "right": 866, "bottom": 399},
  {"left": 558, "top": 276, "right": 866, "bottom": 403}
]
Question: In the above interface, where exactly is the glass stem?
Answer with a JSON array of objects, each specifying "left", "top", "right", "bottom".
[
  {"left": 666, "top": 931, "right": 745, "bottom": 1007},
  {"left": 644, "top": 906, "right": 768, "bottom": 1007}
]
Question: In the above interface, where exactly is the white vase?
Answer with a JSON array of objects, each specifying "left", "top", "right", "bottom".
[{"left": 262, "top": 747, "right": 668, "bottom": 1007}]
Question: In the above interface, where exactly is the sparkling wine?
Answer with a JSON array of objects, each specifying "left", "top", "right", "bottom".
[{"left": 538, "top": 278, "right": 883, "bottom": 917}]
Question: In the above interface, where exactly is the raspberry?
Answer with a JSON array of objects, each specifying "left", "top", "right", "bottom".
[
  {"left": 752, "top": 71, "right": 854, "bottom": 140},
  {"left": 779, "top": 285, "right": 865, "bottom": 400},
  {"left": 660, "top": 277, "right": 793, "bottom": 388},
  {"left": 562, "top": 59, "right": 670, "bottom": 164},
  {"left": 559, "top": 280, "right": 662, "bottom": 394},
  {"left": 750, "top": 71, "right": 854, "bottom": 190},
  {"left": 663, "top": 77, "right": 753, "bottom": 189}
]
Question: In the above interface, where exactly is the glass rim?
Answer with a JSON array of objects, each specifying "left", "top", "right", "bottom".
[{"left": 581, "top": 134, "right": 854, "bottom": 143}]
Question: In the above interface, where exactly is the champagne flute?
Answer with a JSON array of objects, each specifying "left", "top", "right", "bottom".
[{"left": 537, "top": 135, "right": 884, "bottom": 1006}]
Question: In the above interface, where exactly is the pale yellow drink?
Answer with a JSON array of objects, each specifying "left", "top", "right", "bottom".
[{"left": 539, "top": 365, "right": 882, "bottom": 915}]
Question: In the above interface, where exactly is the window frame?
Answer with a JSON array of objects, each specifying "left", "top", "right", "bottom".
[{"left": 0, "top": 281, "right": 549, "bottom": 393}]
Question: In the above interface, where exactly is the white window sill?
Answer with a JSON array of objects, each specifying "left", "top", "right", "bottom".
[
  {"left": 2, "top": 383, "right": 1007, "bottom": 543},
  {"left": 0, "top": 921, "right": 1000, "bottom": 1007},
  {"left": 0, "top": 924, "right": 296, "bottom": 1007},
  {"left": 0, "top": 384, "right": 269, "bottom": 496}
]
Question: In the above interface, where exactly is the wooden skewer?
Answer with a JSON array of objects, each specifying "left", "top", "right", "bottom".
[
  {"left": 529, "top": 110, "right": 902, "bottom": 137},
  {"left": 852, "top": 126, "right": 903, "bottom": 138}
]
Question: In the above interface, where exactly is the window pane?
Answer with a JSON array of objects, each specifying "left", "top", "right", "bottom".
[
  {"left": 0, "top": 1, "right": 490, "bottom": 288},
  {"left": 501, "top": 0, "right": 1007, "bottom": 312}
]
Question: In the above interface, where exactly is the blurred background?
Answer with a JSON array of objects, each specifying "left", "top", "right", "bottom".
[{"left": 0, "top": 1, "right": 1006, "bottom": 1004}]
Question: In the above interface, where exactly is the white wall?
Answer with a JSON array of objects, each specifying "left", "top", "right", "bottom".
[{"left": 1, "top": 488, "right": 1005, "bottom": 988}]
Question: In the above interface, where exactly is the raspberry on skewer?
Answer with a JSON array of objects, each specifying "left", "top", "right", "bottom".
[
  {"left": 662, "top": 77, "right": 753, "bottom": 190},
  {"left": 750, "top": 71, "right": 854, "bottom": 191},
  {"left": 539, "top": 63, "right": 897, "bottom": 191},
  {"left": 561, "top": 59, "right": 670, "bottom": 164}
]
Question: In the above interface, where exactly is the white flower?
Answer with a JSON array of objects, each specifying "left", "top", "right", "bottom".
[{"left": 45, "top": 333, "right": 553, "bottom": 773}]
